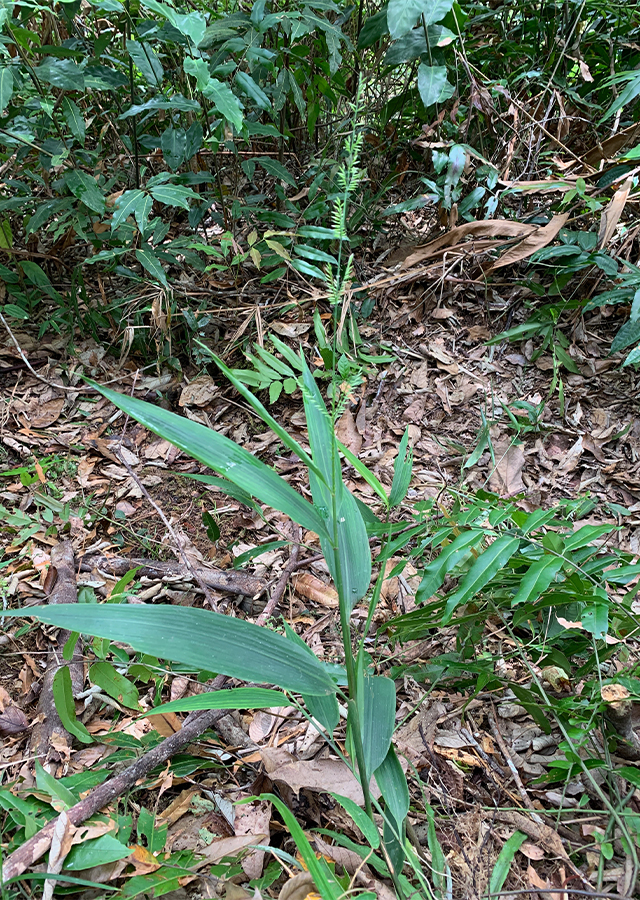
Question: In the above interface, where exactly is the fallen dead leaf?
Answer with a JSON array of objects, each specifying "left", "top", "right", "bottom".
[
  {"left": 293, "top": 573, "right": 339, "bottom": 608},
  {"left": 486, "top": 214, "right": 569, "bottom": 272},
  {"left": 489, "top": 440, "right": 525, "bottom": 496},
  {"left": 261, "top": 749, "right": 380, "bottom": 806},
  {"left": 180, "top": 375, "right": 218, "bottom": 407},
  {"left": 335, "top": 407, "right": 362, "bottom": 455}
]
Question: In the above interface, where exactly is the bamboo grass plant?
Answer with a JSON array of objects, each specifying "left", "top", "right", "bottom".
[{"left": 8, "top": 87, "right": 427, "bottom": 899}]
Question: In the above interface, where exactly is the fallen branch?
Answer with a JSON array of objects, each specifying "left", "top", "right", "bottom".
[
  {"left": 256, "top": 526, "right": 301, "bottom": 627},
  {"left": 29, "top": 542, "right": 85, "bottom": 765},
  {"left": 2, "top": 675, "right": 228, "bottom": 885},
  {"left": 79, "top": 554, "right": 266, "bottom": 599}
]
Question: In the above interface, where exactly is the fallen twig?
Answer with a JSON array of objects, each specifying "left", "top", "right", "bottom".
[
  {"left": 28, "top": 542, "right": 85, "bottom": 765},
  {"left": 79, "top": 553, "right": 266, "bottom": 599},
  {"left": 2, "top": 675, "right": 228, "bottom": 885},
  {"left": 256, "top": 526, "right": 301, "bottom": 626}
]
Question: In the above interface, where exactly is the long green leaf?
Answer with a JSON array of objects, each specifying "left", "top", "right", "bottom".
[
  {"left": 88, "top": 382, "right": 330, "bottom": 540},
  {"left": 261, "top": 794, "right": 342, "bottom": 899},
  {"left": 416, "top": 529, "right": 484, "bottom": 602},
  {"left": 375, "top": 745, "right": 409, "bottom": 825},
  {"left": 11, "top": 605, "right": 336, "bottom": 695},
  {"left": 337, "top": 440, "right": 388, "bottom": 507},
  {"left": 361, "top": 676, "right": 396, "bottom": 780},
  {"left": 284, "top": 623, "right": 339, "bottom": 733},
  {"left": 150, "top": 687, "right": 288, "bottom": 714},
  {"left": 197, "top": 344, "right": 324, "bottom": 482},
  {"left": 389, "top": 427, "right": 413, "bottom": 508},
  {"left": 443, "top": 535, "right": 520, "bottom": 622},
  {"left": 488, "top": 831, "right": 527, "bottom": 895},
  {"left": 52, "top": 667, "right": 93, "bottom": 744},
  {"left": 302, "top": 362, "right": 371, "bottom": 607},
  {"left": 511, "top": 556, "right": 563, "bottom": 606}
]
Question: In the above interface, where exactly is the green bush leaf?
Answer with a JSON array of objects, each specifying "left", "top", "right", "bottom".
[
  {"left": 512, "top": 556, "right": 563, "bottom": 606},
  {"left": 61, "top": 96, "right": 85, "bottom": 145},
  {"left": 65, "top": 170, "right": 106, "bottom": 214},
  {"left": 88, "top": 381, "right": 330, "bottom": 539},
  {"left": 135, "top": 248, "right": 168, "bottom": 287},
  {"left": 417, "top": 63, "right": 449, "bottom": 107},
  {"left": 160, "top": 126, "right": 187, "bottom": 170},
  {"left": 358, "top": 8, "right": 388, "bottom": 48},
  {"left": 0, "top": 67, "right": 13, "bottom": 111},
  {"left": 127, "top": 39, "right": 163, "bottom": 85},
  {"left": 149, "top": 183, "right": 199, "bottom": 210},
  {"left": 416, "top": 529, "right": 484, "bottom": 602},
  {"left": 235, "top": 70, "right": 271, "bottom": 110},
  {"left": 387, "top": 0, "right": 454, "bottom": 38},
  {"left": 64, "top": 834, "right": 131, "bottom": 871},
  {"left": 443, "top": 535, "right": 520, "bottom": 622},
  {"left": 150, "top": 687, "right": 288, "bottom": 714},
  {"left": 52, "top": 667, "right": 93, "bottom": 744},
  {"left": 11, "top": 605, "right": 337, "bottom": 696},
  {"left": 89, "top": 661, "right": 140, "bottom": 709},
  {"left": 612, "top": 318, "right": 640, "bottom": 353},
  {"left": 203, "top": 77, "right": 244, "bottom": 131}
]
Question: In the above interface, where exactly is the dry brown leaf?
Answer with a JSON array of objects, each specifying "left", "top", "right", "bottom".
[
  {"left": 601, "top": 684, "right": 630, "bottom": 703},
  {"left": 597, "top": 179, "right": 632, "bottom": 249},
  {"left": 179, "top": 375, "right": 218, "bottom": 408},
  {"left": 400, "top": 220, "right": 536, "bottom": 269},
  {"left": 557, "top": 436, "right": 583, "bottom": 473},
  {"left": 519, "top": 840, "right": 545, "bottom": 860},
  {"left": 278, "top": 872, "right": 316, "bottom": 900},
  {"left": 583, "top": 121, "right": 640, "bottom": 167},
  {"left": 293, "top": 573, "right": 339, "bottom": 608},
  {"left": 157, "top": 789, "right": 198, "bottom": 828},
  {"left": 261, "top": 750, "right": 381, "bottom": 805},
  {"left": 43, "top": 812, "right": 76, "bottom": 900},
  {"left": 192, "top": 833, "right": 267, "bottom": 869},
  {"left": 270, "top": 321, "right": 310, "bottom": 337},
  {"left": 21, "top": 397, "right": 65, "bottom": 429},
  {"left": 232, "top": 796, "right": 271, "bottom": 880},
  {"left": 313, "top": 834, "right": 371, "bottom": 877},
  {"left": 489, "top": 440, "right": 525, "bottom": 496},
  {"left": 335, "top": 407, "right": 362, "bottom": 455},
  {"left": 486, "top": 214, "right": 569, "bottom": 272},
  {"left": 0, "top": 706, "right": 29, "bottom": 737}
]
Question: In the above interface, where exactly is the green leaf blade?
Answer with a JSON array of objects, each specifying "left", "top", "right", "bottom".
[{"left": 13, "top": 605, "right": 336, "bottom": 696}]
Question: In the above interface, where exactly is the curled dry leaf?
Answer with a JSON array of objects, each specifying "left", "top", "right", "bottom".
[
  {"left": 336, "top": 406, "right": 362, "bottom": 455},
  {"left": 601, "top": 684, "right": 630, "bottom": 703},
  {"left": 485, "top": 213, "right": 569, "bottom": 273},
  {"left": 179, "top": 375, "right": 219, "bottom": 408},
  {"left": 489, "top": 440, "right": 525, "bottom": 497},
  {"left": 293, "top": 572, "right": 339, "bottom": 608},
  {"left": 0, "top": 705, "right": 29, "bottom": 737}
]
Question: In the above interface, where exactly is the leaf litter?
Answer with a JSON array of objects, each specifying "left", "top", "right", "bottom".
[{"left": 2, "top": 190, "right": 640, "bottom": 899}]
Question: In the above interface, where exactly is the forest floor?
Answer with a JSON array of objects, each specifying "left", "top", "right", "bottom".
[{"left": 1, "top": 233, "right": 640, "bottom": 899}]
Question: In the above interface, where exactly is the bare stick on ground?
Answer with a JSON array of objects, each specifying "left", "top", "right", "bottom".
[
  {"left": 79, "top": 554, "right": 266, "bottom": 600},
  {"left": 2, "top": 675, "right": 228, "bottom": 885},
  {"left": 28, "top": 541, "right": 85, "bottom": 765},
  {"left": 256, "top": 526, "right": 301, "bottom": 627}
]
